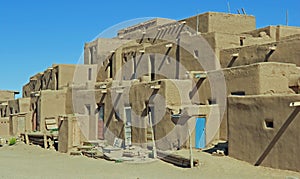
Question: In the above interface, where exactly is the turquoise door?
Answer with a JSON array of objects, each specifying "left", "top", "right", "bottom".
[{"left": 195, "top": 117, "right": 206, "bottom": 149}]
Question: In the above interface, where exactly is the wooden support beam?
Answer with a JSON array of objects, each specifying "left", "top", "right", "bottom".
[
  {"left": 25, "top": 133, "right": 29, "bottom": 145},
  {"left": 43, "top": 134, "right": 48, "bottom": 149},
  {"left": 157, "top": 150, "right": 199, "bottom": 168}
]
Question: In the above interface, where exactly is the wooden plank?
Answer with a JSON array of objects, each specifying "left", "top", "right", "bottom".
[
  {"left": 43, "top": 134, "right": 48, "bottom": 149},
  {"left": 25, "top": 133, "right": 29, "bottom": 145},
  {"left": 46, "top": 124, "right": 58, "bottom": 130},
  {"left": 157, "top": 150, "right": 199, "bottom": 168},
  {"left": 45, "top": 119, "right": 56, "bottom": 125}
]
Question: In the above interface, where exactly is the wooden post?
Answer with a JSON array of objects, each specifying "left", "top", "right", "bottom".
[
  {"left": 149, "top": 112, "right": 157, "bottom": 158},
  {"left": 189, "top": 129, "right": 193, "bottom": 168},
  {"left": 25, "top": 133, "right": 29, "bottom": 145},
  {"left": 43, "top": 134, "right": 48, "bottom": 149}
]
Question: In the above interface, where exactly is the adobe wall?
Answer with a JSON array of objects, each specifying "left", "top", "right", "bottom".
[
  {"left": 95, "top": 79, "right": 195, "bottom": 149},
  {"left": 18, "top": 98, "right": 31, "bottom": 113},
  {"left": 228, "top": 94, "right": 300, "bottom": 172},
  {"left": 276, "top": 26, "right": 300, "bottom": 40},
  {"left": 7, "top": 100, "right": 19, "bottom": 116},
  {"left": 70, "top": 88, "right": 99, "bottom": 140},
  {"left": 220, "top": 35, "right": 300, "bottom": 68},
  {"left": 1, "top": 98, "right": 30, "bottom": 118},
  {"left": 71, "top": 64, "right": 98, "bottom": 85},
  {"left": 242, "top": 25, "right": 300, "bottom": 41},
  {"left": 194, "top": 62, "right": 300, "bottom": 140},
  {"left": 41, "top": 68, "right": 56, "bottom": 90},
  {"left": 144, "top": 39, "right": 211, "bottom": 77},
  {"left": 182, "top": 12, "right": 256, "bottom": 34},
  {"left": 95, "top": 40, "right": 144, "bottom": 82},
  {"left": 6, "top": 98, "right": 32, "bottom": 135},
  {"left": 196, "top": 30, "right": 275, "bottom": 60},
  {"left": 58, "top": 115, "right": 81, "bottom": 153},
  {"left": 22, "top": 83, "right": 32, "bottom": 98},
  {"left": 101, "top": 88, "right": 128, "bottom": 145},
  {"left": 23, "top": 72, "right": 49, "bottom": 98},
  {"left": 0, "top": 117, "right": 9, "bottom": 137},
  {"left": 0, "top": 90, "right": 16, "bottom": 102},
  {"left": 55, "top": 64, "right": 76, "bottom": 89},
  {"left": 39, "top": 90, "right": 67, "bottom": 132},
  {"left": 23, "top": 64, "right": 97, "bottom": 97},
  {"left": 84, "top": 38, "right": 130, "bottom": 65},
  {"left": 117, "top": 18, "right": 172, "bottom": 38},
  {"left": 128, "top": 79, "right": 194, "bottom": 150},
  {"left": 130, "top": 80, "right": 194, "bottom": 150},
  {"left": 212, "top": 62, "right": 298, "bottom": 96},
  {"left": 0, "top": 103, "right": 7, "bottom": 118}
]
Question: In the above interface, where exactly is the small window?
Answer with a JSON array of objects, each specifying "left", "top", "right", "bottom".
[
  {"left": 231, "top": 91, "right": 245, "bottom": 96},
  {"left": 98, "top": 104, "right": 104, "bottom": 121},
  {"left": 123, "top": 56, "right": 128, "bottom": 63},
  {"left": 194, "top": 50, "right": 199, "bottom": 58},
  {"left": 88, "top": 68, "right": 92, "bottom": 81},
  {"left": 208, "top": 98, "right": 217, "bottom": 105},
  {"left": 114, "top": 112, "right": 121, "bottom": 121},
  {"left": 89, "top": 47, "right": 94, "bottom": 64},
  {"left": 265, "top": 119, "right": 274, "bottom": 129}
]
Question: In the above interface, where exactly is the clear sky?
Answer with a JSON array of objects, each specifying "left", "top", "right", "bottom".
[{"left": 1, "top": 0, "right": 299, "bottom": 95}]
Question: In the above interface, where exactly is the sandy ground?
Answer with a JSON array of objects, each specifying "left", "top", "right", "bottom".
[{"left": 0, "top": 143, "right": 299, "bottom": 179}]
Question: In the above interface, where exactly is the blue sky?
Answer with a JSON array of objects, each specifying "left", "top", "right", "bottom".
[{"left": 0, "top": 0, "right": 299, "bottom": 96}]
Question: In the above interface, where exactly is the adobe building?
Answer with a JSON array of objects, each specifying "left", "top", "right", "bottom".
[
  {"left": 2, "top": 11, "right": 300, "bottom": 172},
  {"left": 23, "top": 64, "right": 97, "bottom": 97},
  {"left": 11, "top": 64, "right": 97, "bottom": 136},
  {"left": 0, "top": 90, "right": 19, "bottom": 137},
  {"left": 228, "top": 94, "right": 300, "bottom": 172},
  {"left": 220, "top": 34, "right": 300, "bottom": 68},
  {"left": 0, "top": 90, "right": 19, "bottom": 103},
  {"left": 80, "top": 11, "right": 300, "bottom": 152}
]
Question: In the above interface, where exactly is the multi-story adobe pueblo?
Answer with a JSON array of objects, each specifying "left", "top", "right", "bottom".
[{"left": 1, "top": 12, "right": 300, "bottom": 172}]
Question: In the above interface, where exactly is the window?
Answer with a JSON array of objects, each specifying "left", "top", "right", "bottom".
[
  {"left": 148, "top": 105, "right": 155, "bottom": 126},
  {"left": 89, "top": 47, "right": 94, "bottom": 64},
  {"left": 123, "top": 56, "right": 128, "bottom": 63},
  {"left": 108, "top": 59, "right": 113, "bottom": 78},
  {"left": 88, "top": 68, "right": 92, "bottom": 81},
  {"left": 208, "top": 98, "right": 217, "bottom": 105},
  {"left": 98, "top": 105, "right": 104, "bottom": 121},
  {"left": 124, "top": 107, "right": 132, "bottom": 125},
  {"left": 231, "top": 91, "right": 245, "bottom": 96},
  {"left": 265, "top": 119, "right": 274, "bottom": 129},
  {"left": 194, "top": 50, "right": 199, "bottom": 58},
  {"left": 114, "top": 112, "right": 121, "bottom": 121},
  {"left": 132, "top": 56, "right": 137, "bottom": 79},
  {"left": 149, "top": 55, "right": 155, "bottom": 81}
]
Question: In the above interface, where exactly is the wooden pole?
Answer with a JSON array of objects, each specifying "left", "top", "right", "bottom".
[
  {"left": 25, "top": 133, "right": 29, "bottom": 145},
  {"left": 149, "top": 112, "right": 157, "bottom": 158},
  {"left": 286, "top": 10, "right": 289, "bottom": 26},
  {"left": 43, "top": 134, "right": 48, "bottom": 149},
  {"left": 189, "top": 129, "right": 193, "bottom": 168},
  {"left": 227, "top": 1, "right": 231, "bottom": 14}
]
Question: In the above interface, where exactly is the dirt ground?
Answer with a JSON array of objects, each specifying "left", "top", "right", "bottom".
[{"left": 0, "top": 143, "right": 299, "bottom": 179}]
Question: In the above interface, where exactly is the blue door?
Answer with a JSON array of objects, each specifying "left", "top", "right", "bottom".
[{"left": 195, "top": 117, "right": 206, "bottom": 149}]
